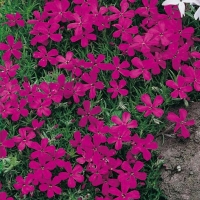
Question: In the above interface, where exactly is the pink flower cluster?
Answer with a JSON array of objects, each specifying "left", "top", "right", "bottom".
[{"left": 0, "top": 0, "right": 199, "bottom": 199}]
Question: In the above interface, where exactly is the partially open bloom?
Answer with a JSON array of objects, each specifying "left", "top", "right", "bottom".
[{"left": 0, "top": 130, "right": 15, "bottom": 158}]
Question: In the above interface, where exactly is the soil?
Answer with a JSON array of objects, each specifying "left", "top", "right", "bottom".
[{"left": 156, "top": 102, "right": 200, "bottom": 200}]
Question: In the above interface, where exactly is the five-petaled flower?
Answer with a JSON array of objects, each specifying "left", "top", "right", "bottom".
[
  {"left": 0, "top": 35, "right": 23, "bottom": 61},
  {"left": 167, "top": 108, "right": 195, "bottom": 138},
  {"left": 136, "top": 94, "right": 164, "bottom": 118},
  {"left": 5, "top": 12, "right": 25, "bottom": 27}
]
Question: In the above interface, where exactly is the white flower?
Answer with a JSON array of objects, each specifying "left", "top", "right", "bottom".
[
  {"left": 194, "top": 7, "right": 200, "bottom": 20},
  {"left": 162, "top": 0, "right": 196, "bottom": 17}
]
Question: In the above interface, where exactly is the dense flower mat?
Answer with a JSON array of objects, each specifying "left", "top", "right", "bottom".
[{"left": 0, "top": 0, "right": 200, "bottom": 199}]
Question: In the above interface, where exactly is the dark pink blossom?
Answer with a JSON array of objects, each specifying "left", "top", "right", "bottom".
[
  {"left": 112, "top": 18, "right": 138, "bottom": 41},
  {"left": 56, "top": 51, "right": 74, "bottom": 69},
  {"left": 13, "top": 127, "right": 36, "bottom": 151},
  {"left": 47, "top": 146, "right": 66, "bottom": 167},
  {"left": 30, "top": 98, "right": 52, "bottom": 117},
  {"left": 109, "top": 56, "right": 130, "bottom": 79},
  {"left": 14, "top": 173, "right": 34, "bottom": 195},
  {"left": 0, "top": 61, "right": 20, "bottom": 77},
  {"left": 182, "top": 66, "right": 200, "bottom": 91},
  {"left": 0, "top": 101, "right": 13, "bottom": 119},
  {"left": 33, "top": 46, "right": 58, "bottom": 67},
  {"left": 107, "top": 127, "right": 131, "bottom": 150},
  {"left": 109, "top": 181, "right": 140, "bottom": 199},
  {"left": 166, "top": 75, "right": 193, "bottom": 99},
  {"left": 64, "top": 82, "right": 87, "bottom": 103},
  {"left": 10, "top": 99, "right": 29, "bottom": 121},
  {"left": 59, "top": 162, "right": 84, "bottom": 188},
  {"left": 167, "top": 109, "right": 195, "bottom": 138},
  {"left": 135, "top": 0, "right": 158, "bottom": 17},
  {"left": 0, "top": 192, "right": 13, "bottom": 200},
  {"left": 109, "top": 1, "right": 135, "bottom": 21},
  {"left": 136, "top": 94, "right": 164, "bottom": 118},
  {"left": 88, "top": 119, "right": 109, "bottom": 143},
  {"left": 39, "top": 176, "right": 62, "bottom": 198},
  {"left": 131, "top": 33, "right": 158, "bottom": 53},
  {"left": 77, "top": 100, "right": 101, "bottom": 127},
  {"left": 0, "top": 130, "right": 15, "bottom": 158},
  {"left": 95, "top": 14, "right": 110, "bottom": 31},
  {"left": 107, "top": 79, "right": 128, "bottom": 99},
  {"left": 30, "top": 138, "right": 53, "bottom": 159},
  {"left": 111, "top": 112, "right": 138, "bottom": 129},
  {"left": 38, "top": 82, "right": 63, "bottom": 103},
  {"left": 31, "top": 119, "right": 45, "bottom": 132},
  {"left": 130, "top": 57, "right": 152, "bottom": 81},
  {"left": 5, "top": 12, "right": 25, "bottom": 27},
  {"left": 70, "top": 28, "right": 97, "bottom": 47},
  {"left": 27, "top": 11, "right": 48, "bottom": 25},
  {"left": 70, "top": 131, "right": 82, "bottom": 148},
  {"left": 118, "top": 161, "right": 147, "bottom": 188},
  {"left": 131, "top": 134, "right": 158, "bottom": 161},
  {"left": 29, "top": 156, "right": 56, "bottom": 180},
  {"left": 0, "top": 35, "right": 22, "bottom": 61},
  {"left": 44, "top": 0, "right": 71, "bottom": 23},
  {"left": 81, "top": 70, "right": 104, "bottom": 99}
]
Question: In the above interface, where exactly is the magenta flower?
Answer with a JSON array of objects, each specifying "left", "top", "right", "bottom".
[
  {"left": 107, "top": 79, "right": 128, "bottom": 99},
  {"left": 30, "top": 98, "right": 52, "bottom": 117},
  {"left": 33, "top": 46, "right": 58, "bottom": 67},
  {"left": 27, "top": 10, "right": 48, "bottom": 25},
  {"left": 10, "top": 99, "right": 29, "bottom": 121},
  {"left": 39, "top": 176, "right": 62, "bottom": 198},
  {"left": 81, "top": 70, "right": 104, "bottom": 99},
  {"left": 0, "top": 130, "right": 15, "bottom": 158},
  {"left": 83, "top": 53, "right": 110, "bottom": 72},
  {"left": 0, "top": 101, "right": 13, "bottom": 119},
  {"left": 166, "top": 75, "right": 193, "bottom": 99},
  {"left": 5, "top": 12, "right": 25, "bottom": 27},
  {"left": 34, "top": 22, "right": 62, "bottom": 43},
  {"left": 0, "top": 192, "right": 13, "bottom": 200},
  {"left": 56, "top": 51, "right": 74, "bottom": 69},
  {"left": 130, "top": 57, "right": 152, "bottom": 81},
  {"left": 109, "top": 56, "right": 130, "bottom": 79},
  {"left": 109, "top": 181, "right": 140, "bottom": 199},
  {"left": 182, "top": 66, "right": 200, "bottom": 91},
  {"left": 70, "top": 28, "right": 97, "bottom": 47},
  {"left": 131, "top": 134, "right": 158, "bottom": 161},
  {"left": 111, "top": 112, "right": 138, "bottom": 129},
  {"left": 0, "top": 35, "right": 22, "bottom": 61},
  {"left": 47, "top": 146, "right": 66, "bottom": 167},
  {"left": 30, "top": 138, "right": 53, "bottom": 159},
  {"left": 95, "top": 14, "right": 110, "bottom": 31},
  {"left": 112, "top": 18, "right": 138, "bottom": 41},
  {"left": 29, "top": 156, "right": 56, "bottom": 180},
  {"left": 0, "top": 61, "right": 20, "bottom": 77},
  {"left": 38, "top": 82, "right": 63, "bottom": 103},
  {"left": 77, "top": 100, "right": 101, "bottom": 127},
  {"left": 70, "top": 131, "right": 82, "bottom": 148},
  {"left": 148, "top": 21, "right": 172, "bottom": 46},
  {"left": 44, "top": 0, "right": 71, "bottom": 23},
  {"left": 136, "top": 94, "right": 164, "bottom": 118},
  {"left": 131, "top": 33, "right": 158, "bottom": 53},
  {"left": 14, "top": 173, "right": 35, "bottom": 195},
  {"left": 135, "top": 0, "right": 158, "bottom": 17},
  {"left": 108, "top": 127, "right": 131, "bottom": 150},
  {"left": 31, "top": 119, "right": 45, "bottom": 132},
  {"left": 109, "top": 1, "right": 135, "bottom": 21},
  {"left": 118, "top": 161, "right": 147, "bottom": 189},
  {"left": 167, "top": 109, "right": 195, "bottom": 138},
  {"left": 64, "top": 82, "right": 87, "bottom": 103},
  {"left": 13, "top": 127, "right": 36, "bottom": 151},
  {"left": 59, "top": 162, "right": 84, "bottom": 188},
  {"left": 88, "top": 119, "right": 109, "bottom": 143}
]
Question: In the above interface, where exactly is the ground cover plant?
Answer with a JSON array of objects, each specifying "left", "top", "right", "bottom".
[{"left": 0, "top": 0, "right": 200, "bottom": 199}]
